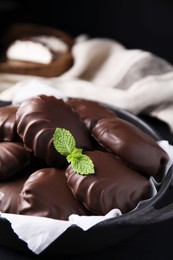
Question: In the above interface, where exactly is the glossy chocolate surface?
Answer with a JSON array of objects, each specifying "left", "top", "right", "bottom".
[
  {"left": 92, "top": 117, "right": 169, "bottom": 177},
  {"left": 0, "top": 105, "right": 19, "bottom": 141},
  {"left": 0, "top": 96, "right": 168, "bottom": 219},
  {"left": 0, "top": 171, "right": 31, "bottom": 214},
  {"left": 0, "top": 142, "right": 32, "bottom": 180},
  {"left": 16, "top": 95, "right": 93, "bottom": 167},
  {"left": 18, "top": 168, "right": 90, "bottom": 220},
  {"left": 67, "top": 98, "right": 116, "bottom": 131},
  {"left": 66, "top": 150, "right": 151, "bottom": 215}
]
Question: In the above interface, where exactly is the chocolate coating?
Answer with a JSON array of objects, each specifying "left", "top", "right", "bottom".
[
  {"left": 18, "top": 168, "right": 90, "bottom": 220},
  {"left": 0, "top": 105, "right": 19, "bottom": 141},
  {"left": 92, "top": 117, "right": 168, "bottom": 177},
  {"left": 66, "top": 150, "right": 151, "bottom": 215},
  {"left": 16, "top": 95, "right": 93, "bottom": 167},
  {"left": 67, "top": 98, "right": 116, "bottom": 131},
  {"left": 0, "top": 142, "right": 32, "bottom": 180},
  {"left": 0, "top": 170, "right": 31, "bottom": 213}
]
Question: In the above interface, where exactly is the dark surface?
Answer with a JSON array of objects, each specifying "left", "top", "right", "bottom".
[
  {"left": 0, "top": 1, "right": 173, "bottom": 259},
  {"left": 1, "top": 210, "right": 173, "bottom": 260},
  {"left": 1, "top": 0, "right": 173, "bottom": 65},
  {"left": 0, "top": 215, "right": 173, "bottom": 260}
]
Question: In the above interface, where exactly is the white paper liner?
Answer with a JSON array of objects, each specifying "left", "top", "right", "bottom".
[{"left": 0, "top": 141, "right": 173, "bottom": 254}]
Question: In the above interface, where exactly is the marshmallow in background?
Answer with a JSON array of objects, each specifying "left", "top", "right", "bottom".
[{"left": 7, "top": 40, "right": 53, "bottom": 64}]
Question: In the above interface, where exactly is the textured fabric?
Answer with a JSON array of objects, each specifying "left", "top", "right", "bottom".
[{"left": 0, "top": 36, "right": 173, "bottom": 131}]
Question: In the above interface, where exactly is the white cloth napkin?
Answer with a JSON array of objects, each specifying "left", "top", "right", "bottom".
[
  {"left": 0, "top": 141, "right": 172, "bottom": 255},
  {"left": 0, "top": 36, "right": 173, "bottom": 131}
]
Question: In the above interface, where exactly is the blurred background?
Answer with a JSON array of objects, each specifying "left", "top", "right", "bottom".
[
  {"left": 0, "top": 0, "right": 173, "bottom": 64},
  {"left": 0, "top": 2, "right": 173, "bottom": 259}
]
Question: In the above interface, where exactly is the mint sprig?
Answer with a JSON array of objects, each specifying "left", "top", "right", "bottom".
[{"left": 53, "top": 128, "right": 95, "bottom": 175}]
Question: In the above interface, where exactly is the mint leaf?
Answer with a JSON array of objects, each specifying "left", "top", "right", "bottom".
[
  {"left": 67, "top": 147, "right": 83, "bottom": 163},
  {"left": 67, "top": 148, "right": 95, "bottom": 175},
  {"left": 70, "top": 154, "right": 95, "bottom": 175},
  {"left": 53, "top": 128, "right": 95, "bottom": 175},
  {"left": 53, "top": 128, "right": 76, "bottom": 156}
]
